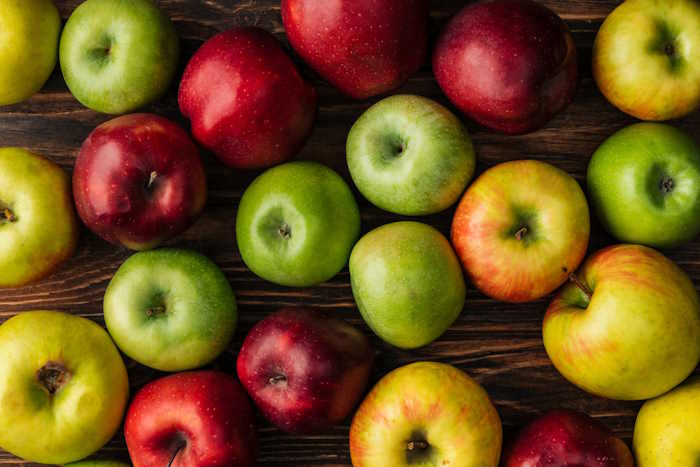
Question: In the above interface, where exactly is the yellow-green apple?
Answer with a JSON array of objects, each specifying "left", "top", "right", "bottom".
[
  {"left": 124, "top": 371, "right": 257, "bottom": 467},
  {"left": 104, "top": 249, "right": 237, "bottom": 372},
  {"left": 503, "top": 409, "right": 634, "bottom": 467},
  {"left": 0, "top": 311, "right": 129, "bottom": 464},
  {"left": 281, "top": 0, "right": 429, "bottom": 99},
  {"left": 593, "top": 0, "right": 700, "bottom": 121},
  {"left": 588, "top": 123, "right": 700, "bottom": 248},
  {"left": 59, "top": 0, "right": 179, "bottom": 114},
  {"left": 350, "top": 361, "right": 502, "bottom": 467},
  {"left": 633, "top": 376, "right": 700, "bottom": 466},
  {"left": 0, "top": 147, "right": 78, "bottom": 288},
  {"left": 236, "top": 308, "right": 373, "bottom": 433},
  {"left": 179, "top": 27, "right": 317, "bottom": 169},
  {"left": 349, "top": 221, "right": 466, "bottom": 349},
  {"left": 0, "top": 0, "right": 60, "bottom": 106},
  {"left": 451, "top": 160, "right": 589, "bottom": 302},
  {"left": 346, "top": 94, "right": 475, "bottom": 215},
  {"left": 433, "top": 0, "right": 577, "bottom": 134},
  {"left": 236, "top": 161, "right": 360, "bottom": 286},
  {"left": 544, "top": 244, "right": 700, "bottom": 400},
  {"left": 73, "top": 114, "right": 207, "bottom": 250}
]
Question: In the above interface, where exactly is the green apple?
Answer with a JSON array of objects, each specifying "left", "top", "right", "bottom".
[
  {"left": 0, "top": 148, "right": 78, "bottom": 287},
  {"left": 349, "top": 221, "right": 465, "bottom": 349},
  {"left": 593, "top": 0, "right": 700, "bottom": 121},
  {"left": 236, "top": 161, "right": 361, "bottom": 287},
  {"left": 0, "top": 311, "right": 129, "bottom": 464},
  {"left": 451, "top": 159, "right": 590, "bottom": 303},
  {"left": 544, "top": 244, "right": 700, "bottom": 400},
  {"left": 633, "top": 376, "right": 700, "bottom": 466},
  {"left": 59, "top": 0, "right": 179, "bottom": 114},
  {"left": 346, "top": 94, "right": 475, "bottom": 215},
  {"left": 0, "top": 0, "right": 60, "bottom": 106},
  {"left": 104, "top": 248, "right": 237, "bottom": 372},
  {"left": 66, "top": 461, "right": 130, "bottom": 467},
  {"left": 350, "top": 361, "right": 502, "bottom": 467},
  {"left": 588, "top": 123, "right": 700, "bottom": 248}
]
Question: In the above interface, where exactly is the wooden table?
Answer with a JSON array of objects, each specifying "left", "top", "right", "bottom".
[{"left": 1, "top": 1, "right": 699, "bottom": 465}]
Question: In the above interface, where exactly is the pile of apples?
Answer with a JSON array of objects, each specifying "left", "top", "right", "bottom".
[{"left": 0, "top": 0, "right": 699, "bottom": 466}]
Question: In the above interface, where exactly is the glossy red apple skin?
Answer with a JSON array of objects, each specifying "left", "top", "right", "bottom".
[
  {"left": 236, "top": 308, "right": 374, "bottom": 434},
  {"left": 281, "top": 0, "right": 429, "bottom": 99},
  {"left": 178, "top": 27, "right": 317, "bottom": 169},
  {"left": 73, "top": 113, "right": 206, "bottom": 250},
  {"left": 124, "top": 371, "right": 257, "bottom": 467},
  {"left": 433, "top": 0, "right": 577, "bottom": 134},
  {"left": 503, "top": 410, "right": 634, "bottom": 467}
]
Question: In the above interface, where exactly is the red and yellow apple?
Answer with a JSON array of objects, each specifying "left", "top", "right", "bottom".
[{"left": 451, "top": 160, "right": 590, "bottom": 302}]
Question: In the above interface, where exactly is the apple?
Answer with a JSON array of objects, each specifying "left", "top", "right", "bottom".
[
  {"left": 59, "top": 0, "right": 178, "bottom": 114},
  {"left": 588, "top": 123, "right": 700, "bottom": 248},
  {"left": 503, "top": 409, "right": 634, "bottom": 467},
  {"left": 179, "top": 27, "right": 317, "bottom": 169},
  {"left": 451, "top": 160, "right": 589, "bottom": 303},
  {"left": 236, "top": 161, "right": 360, "bottom": 286},
  {"left": 433, "top": 0, "right": 577, "bottom": 134},
  {"left": 0, "top": 311, "right": 129, "bottom": 464},
  {"left": 0, "top": 0, "right": 60, "bottom": 106},
  {"left": 544, "top": 244, "right": 700, "bottom": 400},
  {"left": 237, "top": 308, "right": 373, "bottom": 433},
  {"left": 634, "top": 376, "right": 700, "bottom": 466},
  {"left": 350, "top": 361, "right": 502, "bottom": 467},
  {"left": 66, "top": 461, "right": 130, "bottom": 467},
  {"left": 0, "top": 147, "right": 78, "bottom": 287},
  {"left": 349, "top": 221, "right": 465, "bottom": 349},
  {"left": 73, "top": 113, "right": 207, "bottom": 250},
  {"left": 281, "top": 0, "right": 429, "bottom": 99},
  {"left": 346, "top": 94, "right": 475, "bottom": 215},
  {"left": 104, "top": 248, "right": 237, "bottom": 372},
  {"left": 125, "top": 371, "right": 257, "bottom": 467},
  {"left": 593, "top": 0, "right": 700, "bottom": 121}
]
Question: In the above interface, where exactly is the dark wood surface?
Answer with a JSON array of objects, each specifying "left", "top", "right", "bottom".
[{"left": 1, "top": 0, "right": 699, "bottom": 465}]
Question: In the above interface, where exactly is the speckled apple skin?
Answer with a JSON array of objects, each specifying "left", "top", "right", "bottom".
[
  {"left": 178, "top": 27, "right": 317, "bottom": 169},
  {"left": 281, "top": 0, "right": 429, "bottom": 99}
]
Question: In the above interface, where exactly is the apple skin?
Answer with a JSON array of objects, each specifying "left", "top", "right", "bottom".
[
  {"left": 281, "top": 0, "right": 429, "bottom": 99},
  {"left": 503, "top": 409, "right": 634, "bottom": 467},
  {"left": 0, "top": 148, "right": 78, "bottom": 288},
  {"left": 350, "top": 361, "right": 502, "bottom": 467},
  {"left": 433, "top": 0, "right": 577, "bottom": 134},
  {"left": 104, "top": 248, "right": 237, "bottom": 372},
  {"left": 73, "top": 113, "right": 207, "bottom": 250},
  {"left": 179, "top": 27, "right": 317, "bottom": 169},
  {"left": 588, "top": 123, "right": 700, "bottom": 248},
  {"left": 236, "top": 308, "right": 373, "bottom": 434},
  {"left": 346, "top": 94, "right": 475, "bottom": 215},
  {"left": 633, "top": 377, "right": 700, "bottom": 466},
  {"left": 544, "top": 244, "right": 700, "bottom": 400},
  {"left": 349, "top": 221, "right": 466, "bottom": 349},
  {"left": 451, "top": 160, "right": 589, "bottom": 303},
  {"left": 124, "top": 371, "right": 257, "bottom": 467},
  {"left": 593, "top": 0, "right": 700, "bottom": 121},
  {"left": 59, "top": 0, "right": 179, "bottom": 114},
  {"left": 0, "top": 0, "right": 60, "bottom": 106},
  {"left": 0, "top": 311, "right": 129, "bottom": 464},
  {"left": 236, "top": 161, "right": 360, "bottom": 287}
]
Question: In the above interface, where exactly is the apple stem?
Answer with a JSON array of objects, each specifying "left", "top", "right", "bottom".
[
  {"left": 1, "top": 207, "right": 16, "bottom": 223},
  {"left": 268, "top": 374, "right": 287, "bottom": 385},
  {"left": 661, "top": 176, "right": 674, "bottom": 193},
  {"left": 406, "top": 440, "right": 429, "bottom": 451},
  {"left": 167, "top": 442, "right": 185, "bottom": 467},
  {"left": 147, "top": 306, "right": 167, "bottom": 317},
  {"left": 664, "top": 43, "right": 675, "bottom": 57},
  {"left": 514, "top": 226, "right": 528, "bottom": 240},
  {"left": 568, "top": 273, "right": 593, "bottom": 301},
  {"left": 147, "top": 171, "right": 158, "bottom": 189},
  {"left": 278, "top": 224, "right": 292, "bottom": 240},
  {"left": 37, "top": 361, "right": 70, "bottom": 394}
]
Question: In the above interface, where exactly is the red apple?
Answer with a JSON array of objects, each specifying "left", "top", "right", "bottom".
[
  {"left": 433, "top": 0, "right": 577, "bottom": 134},
  {"left": 73, "top": 113, "right": 206, "bottom": 250},
  {"left": 178, "top": 27, "right": 317, "bottom": 169},
  {"left": 236, "top": 308, "right": 374, "bottom": 434},
  {"left": 124, "top": 371, "right": 257, "bottom": 467},
  {"left": 503, "top": 409, "right": 634, "bottom": 467},
  {"left": 281, "top": 0, "right": 429, "bottom": 99}
]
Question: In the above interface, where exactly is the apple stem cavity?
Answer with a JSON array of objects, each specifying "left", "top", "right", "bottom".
[
  {"left": 664, "top": 43, "right": 675, "bottom": 57},
  {"left": 514, "top": 226, "right": 529, "bottom": 241},
  {"left": 1, "top": 207, "right": 16, "bottom": 223},
  {"left": 36, "top": 361, "right": 70, "bottom": 394},
  {"left": 568, "top": 273, "right": 593, "bottom": 301}
]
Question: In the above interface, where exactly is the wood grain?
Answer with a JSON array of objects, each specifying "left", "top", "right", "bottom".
[{"left": 1, "top": 0, "right": 699, "bottom": 465}]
